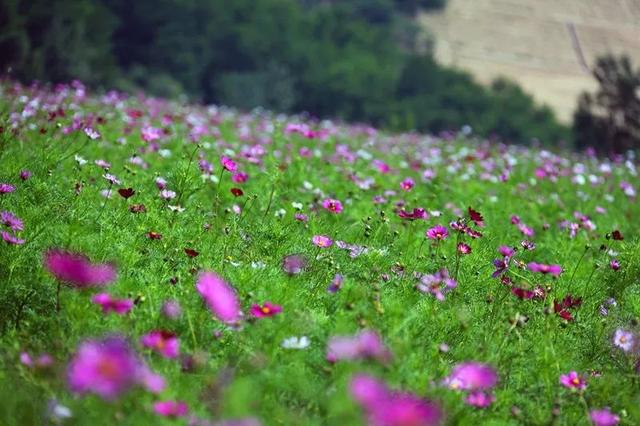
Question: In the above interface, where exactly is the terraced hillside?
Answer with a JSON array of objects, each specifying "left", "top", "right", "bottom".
[{"left": 420, "top": 0, "right": 640, "bottom": 122}]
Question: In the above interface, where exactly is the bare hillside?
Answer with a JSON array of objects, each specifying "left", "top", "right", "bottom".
[{"left": 419, "top": 0, "right": 640, "bottom": 122}]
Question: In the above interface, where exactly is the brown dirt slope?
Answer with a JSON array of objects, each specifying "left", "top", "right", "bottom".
[{"left": 419, "top": 0, "right": 640, "bottom": 123}]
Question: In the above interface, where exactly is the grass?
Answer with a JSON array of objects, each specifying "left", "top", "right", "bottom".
[{"left": 0, "top": 81, "right": 639, "bottom": 425}]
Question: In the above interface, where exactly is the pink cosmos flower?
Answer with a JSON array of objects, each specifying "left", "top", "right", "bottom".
[
  {"left": 327, "top": 274, "right": 343, "bottom": 293},
  {"left": 326, "top": 329, "right": 391, "bottom": 363},
  {"left": 417, "top": 269, "right": 457, "bottom": 301},
  {"left": 613, "top": 329, "right": 634, "bottom": 352},
  {"left": 84, "top": 127, "right": 101, "bottom": 140},
  {"left": 590, "top": 408, "right": 620, "bottom": 426},
  {"left": 44, "top": 250, "right": 117, "bottom": 288},
  {"left": 457, "top": 243, "right": 472, "bottom": 255},
  {"left": 19, "top": 170, "right": 32, "bottom": 181},
  {"left": 2, "top": 231, "right": 24, "bottom": 245},
  {"left": 141, "top": 331, "right": 180, "bottom": 359},
  {"left": 1, "top": 211, "right": 23, "bottom": 231},
  {"left": 196, "top": 271, "right": 241, "bottom": 324},
  {"left": 465, "top": 391, "right": 495, "bottom": 408},
  {"left": 155, "top": 177, "right": 167, "bottom": 190},
  {"left": 397, "top": 207, "right": 428, "bottom": 221},
  {"left": 103, "top": 173, "right": 120, "bottom": 185},
  {"left": 0, "top": 183, "right": 16, "bottom": 194},
  {"left": 350, "top": 374, "right": 443, "bottom": 426},
  {"left": 312, "top": 235, "right": 333, "bottom": 248},
  {"left": 221, "top": 156, "right": 237, "bottom": 172},
  {"left": 559, "top": 371, "right": 587, "bottom": 390},
  {"left": 610, "top": 259, "right": 620, "bottom": 271},
  {"left": 160, "top": 189, "right": 176, "bottom": 200},
  {"left": 91, "top": 293, "right": 133, "bottom": 315},
  {"left": 250, "top": 302, "right": 282, "bottom": 318},
  {"left": 67, "top": 337, "right": 164, "bottom": 400},
  {"left": 400, "top": 177, "right": 415, "bottom": 191},
  {"left": 444, "top": 362, "right": 498, "bottom": 391},
  {"left": 153, "top": 401, "right": 188, "bottom": 418},
  {"left": 426, "top": 225, "right": 448, "bottom": 240},
  {"left": 322, "top": 198, "right": 343, "bottom": 214},
  {"left": 231, "top": 172, "right": 248, "bottom": 183},
  {"left": 527, "top": 262, "right": 562, "bottom": 277}
]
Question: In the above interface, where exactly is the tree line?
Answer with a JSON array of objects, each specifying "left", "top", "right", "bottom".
[{"left": 4, "top": 0, "right": 623, "bottom": 148}]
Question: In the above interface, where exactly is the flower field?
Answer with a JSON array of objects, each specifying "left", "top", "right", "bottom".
[{"left": 0, "top": 80, "right": 639, "bottom": 425}]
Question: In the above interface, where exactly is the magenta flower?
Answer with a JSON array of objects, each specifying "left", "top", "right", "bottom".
[
  {"left": 590, "top": 408, "right": 620, "bottom": 426},
  {"left": 312, "top": 235, "right": 333, "bottom": 248},
  {"left": 426, "top": 225, "right": 448, "bottom": 240},
  {"left": 67, "top": 337, "right": 163, "bottom": 400},
  {"left": 326, "top": 329, "right": 391, "bottom": 363},
  {"left": 141, "top": 331, "right": 180, "bottom": 359},
  {"left": 397, "top": 207, "right": 428, "bottom": 221},
  {"left": 2, "top": 231, "right": 24, "bottom": 245},
  {"left": 465, "top": 391, "right": 495, "bottom": 408},
  {"left": 610, "top": 259, "right": 620, "bottom": 271},
  {"left": 559, "top": 371, "right": 587, "bottom": 390},
  {"left": 613, "top": 329, "right": 634, "bottom": 352},
  {"left": 457, "top": 243, "right": 472, "bottom": 255},
  {"left": 250, "top": 302, "right": 282, "bottom": 318},
  {"left": 1, "top": 211, "right": 23, "bottom": 231},
  {"left": 0, "top": 183, "right": 16, "bottom": 194},
  {"left": 232, "top": 172, "right": 248, "bottom": 183},
  {"left": 155, "top": 177, "right": 167, "bottom": 190},
  {"left": 91, "top": 293, "right": 133, "bottom": 315},
  {"left": 400, "top": 177, "right": 415, "bottom": 191},
  {"left": 444, "top": 362, "right": 498, "bottom": 391},
  {"left": 327, "top": 274, "right": 343, "bottom": 293},
  {"left": 221, "top": 156, "right": 237, "bottom": 172},
  {"left": 19, "top": 170, "right": 32, "bottom": 181},
  {"left": 153, "top": 401, "right": 188, "bottom": 418},
  {"left": 322, "top": 198, "right": 343, "bottom": 214},
  {"left": 196, "top": 271, "right": 241, "bottom": 324},
  {"left": 44, "top": 250, "right": 117, "bottom": 288},
  {"left": 350, "top": 374, "right": 443, "bottom": 426},
  {"left": 498, "top": 246, "right": 515, "bottom": 257},
  {"left": 527, "top": 262, "right": 562, "bottom": 277}
]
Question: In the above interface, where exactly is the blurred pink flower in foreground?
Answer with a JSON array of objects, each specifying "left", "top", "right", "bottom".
[
  {"left": 141, "top": 330, "right": 180, "bottom": 359},
  {"left": 67, "top": 337, "right": 164, "bottom": 400},
  {"left": 153, "top": 401, "right": 188, "bottom": 418},
  {"left": 327, "top": 330, "right": 391, "bottom": 363},
  {"left": 196, "top": 271, "right": 241, "bottom": 324},
  {"left": 444, "top": 362, "right": 498, "bottom": 391},
  {"left": 589, "top": 408, "right": 620, "bottom": 426},
  {"left": 91, "top": 293, "right": 133, "bottom": 315},
  {"left": 44, "top": 250, "right": 117, "bottom": 288},
  {"left": 350, "top": 374, "right": 443, "bottom": 426}
]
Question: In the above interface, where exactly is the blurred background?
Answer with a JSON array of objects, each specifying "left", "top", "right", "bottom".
[{"left": 1, "top": 0, "right": 639, "bottom": 152}]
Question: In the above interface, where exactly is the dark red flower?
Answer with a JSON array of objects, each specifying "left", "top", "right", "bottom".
[
  {"left": 468, "top": 207, "right": 485, "bottom": 227},
  {"left": 184, "top": 248, "right": 199, "bottom": 258},
  {"left": 611, "top": 230, "right": 624, "bottom": 241},
  {"left": 118, "top": 188, "right": 136, "bottom": 199},
  {"left": 146, "top": 231, "right": 162, "bottom": 240},
  {"left": 230, "top": 188, "right": 243, "bottom": 197}
]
